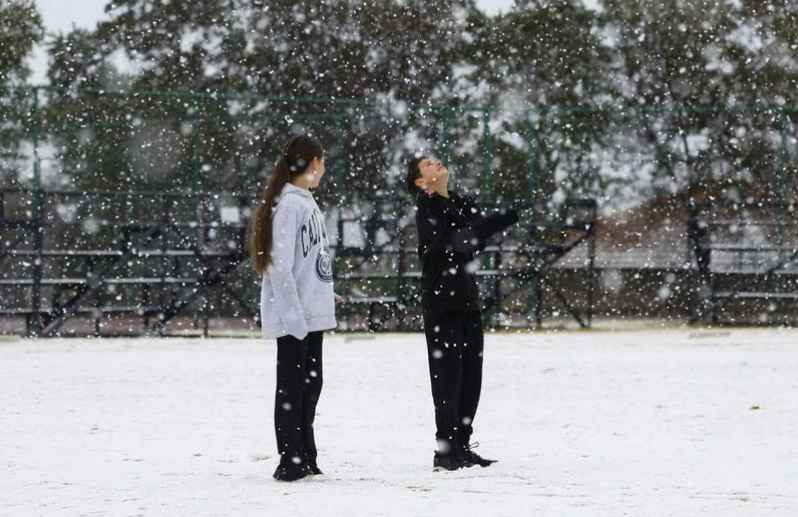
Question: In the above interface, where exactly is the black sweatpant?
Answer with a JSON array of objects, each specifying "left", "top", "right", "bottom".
[
  {"left": 423, "top": 311, "right": 484, "bottom": 453},
  {"left": 274, "top": 331, "right": 323, "bottom": 468}
]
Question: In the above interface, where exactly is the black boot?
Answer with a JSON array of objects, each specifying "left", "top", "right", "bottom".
[
  {"left": 461, "top": 443, "right": 496, "bottom": 467},
  {"left": 433, "top": 450, "right": 474, "bottom": 471},
  {"left": 273, "top": 461, "right": 313, "bottom": 482}
]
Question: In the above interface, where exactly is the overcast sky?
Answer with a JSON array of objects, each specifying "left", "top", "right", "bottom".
[{"left": 28, "top": 0, "right": 516, "bottom": 83}]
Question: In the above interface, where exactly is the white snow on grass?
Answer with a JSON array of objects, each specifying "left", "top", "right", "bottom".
[{"left": 2, "top": 328, "right": 797, "bottom": 516}]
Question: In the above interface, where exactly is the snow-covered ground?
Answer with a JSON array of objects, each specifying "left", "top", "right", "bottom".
[{"left": 2, "top": 328, "right": 797, "bottom": 517}]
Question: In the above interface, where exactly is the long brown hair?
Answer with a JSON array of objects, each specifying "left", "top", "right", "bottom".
[{"left": 250, "top": 135, "right": 325, "bottom": 274}]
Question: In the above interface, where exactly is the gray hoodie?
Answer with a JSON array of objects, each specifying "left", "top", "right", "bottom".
[{"left": 260, "top": 183, "right": 337, "bottom": 340}]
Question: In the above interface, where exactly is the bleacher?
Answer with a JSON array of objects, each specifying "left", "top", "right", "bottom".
[
  {"left": 0, "top": 189, "right": 257, "bottom": 336},
  {"left": 1, "top": 188, "right": 598, "bottom": 336},
  {"left": 688, "top": 201, "right": 798, "bottom": 325}
]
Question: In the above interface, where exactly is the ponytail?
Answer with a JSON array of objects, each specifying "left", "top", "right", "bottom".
[
  {"left": 249, "top": 135, "right": 325, "bottom": 274},
  {"left": 250, "top": 158, "right": 291, "bottom": 274}
]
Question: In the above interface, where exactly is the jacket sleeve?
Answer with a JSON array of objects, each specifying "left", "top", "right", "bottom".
[
  {"left": 265, "top": 203, "right": 309, "bottom": 340},
  {"left": 459, "top": 195, "right": 488, "bottom": 253},
  {"left": 460, "top": 195, "right": 483, "bottom": 223},
  {"left": 451, "top": 209, "right": 520, "bottom": 253},
  {"left": 416, "top": 194, "right": 519, "bottom": 258}
]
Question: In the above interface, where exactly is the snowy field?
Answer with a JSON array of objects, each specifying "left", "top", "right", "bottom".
[{"left": 2, "top": 328, "right": 797, "bottom": 517}]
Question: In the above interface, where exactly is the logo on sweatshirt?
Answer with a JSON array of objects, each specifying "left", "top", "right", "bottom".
[
  {"left": 316, "top": 247, "right": 333, "bottom": 283},
  {"left": 301, "top": 211, "right": 326, "bottom": 258}
]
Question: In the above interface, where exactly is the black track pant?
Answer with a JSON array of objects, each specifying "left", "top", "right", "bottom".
[
  {"left": 274, "top": 331, "right": 323, "bottom": 468},
  {"left": 423, "top": 311, "right": 484, "bottom": 453}
]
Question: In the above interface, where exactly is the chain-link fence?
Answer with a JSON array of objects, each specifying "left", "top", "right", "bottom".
[{"left": 1, "top": 84, "right": 797, "bottom": 333}]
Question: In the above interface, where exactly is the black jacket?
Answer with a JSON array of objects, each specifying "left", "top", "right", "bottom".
[{"left": 414, "top": 190, "right": 519, "bottom": 317}]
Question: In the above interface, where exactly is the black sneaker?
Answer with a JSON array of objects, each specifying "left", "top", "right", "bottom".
[
  {"left": 433, "top": 451, "right": 474, "bottom": 471},
  {"left": 461, "top": 443, "right": 496, "bottom": 467},
  {"left": 309, "top": 464, "right": 324, "bottom": 475},
  {"left": 273, "top": 462, "right": 313, "bottom": 482}
]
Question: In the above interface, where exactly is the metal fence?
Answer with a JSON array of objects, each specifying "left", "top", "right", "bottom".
[{"left": 1, "top": 84, "right": 797, "bottom": 334}]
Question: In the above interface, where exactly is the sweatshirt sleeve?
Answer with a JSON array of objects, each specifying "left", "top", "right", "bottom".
[
  {"left": 265, "top": 203, "right": 309, "bottom": 340},
  {"left": 416, "top": 194, "right": 519, "bottom": 258}
]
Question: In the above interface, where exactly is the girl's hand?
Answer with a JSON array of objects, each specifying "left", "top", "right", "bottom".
[{"left": 334, "top": 293, "right": 344, "bottom": 307}]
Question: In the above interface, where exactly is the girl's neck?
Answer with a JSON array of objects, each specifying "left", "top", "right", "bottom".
[{"left": 289, "top": 176, "right": 312, "bottom": 190}]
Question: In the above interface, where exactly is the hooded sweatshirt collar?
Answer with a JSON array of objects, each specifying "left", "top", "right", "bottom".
[{"left": 279, "top": 182, "right": 312, "bottom": 200}]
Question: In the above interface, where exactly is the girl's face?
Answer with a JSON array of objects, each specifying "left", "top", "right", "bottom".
[
  {"left": 415, "top": 158, "right": 449, "bottom": 191},
  {"left": 305, "top": 156, "right": 326, "bottom": 188}
]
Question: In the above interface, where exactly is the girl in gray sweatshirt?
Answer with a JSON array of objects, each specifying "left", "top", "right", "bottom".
[{"left": 250, "top": 135, "right": 338, "bottom": 482}]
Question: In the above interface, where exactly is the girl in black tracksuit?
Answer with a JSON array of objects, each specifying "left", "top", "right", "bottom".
[{"left": 406, "top": 156, "right": 520, "bottom": 471}]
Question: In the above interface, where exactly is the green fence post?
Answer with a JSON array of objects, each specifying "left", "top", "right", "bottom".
[
  {"left": 525, "top": 108, "right": 539, "bottom": 329},
  {"left": 192, "top": 97, "right": 202, "bottom": 235},
  {"left": 777, "top": 107, "right": 789, "bottom": 319},
  {"left": 30, "top": 85, "right": 43, "bottom": 334},
  {"left": 481, "top": 108, "right": 491, "bottom": 203},
  {"left": 441, "top": 105, "right": 452, "bottom": 166},
  {"left": 334, "top": 103, "right": 346, "bottom": 262},
  {"left": 526, "top": 109, "right": 537, "bottom": 207},
  {"left": 479, "top": 108, "right": 497, "bottom": 326},
  {"left": 31, "top": 86, "right": 41, "bottom": 193},
  {"left": 126, "top": 122, "right": 136, "bottom": 221},
  {"left": 190, "top": 96, "right": 204, "bottom": 331}
]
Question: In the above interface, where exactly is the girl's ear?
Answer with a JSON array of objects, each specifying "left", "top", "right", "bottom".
[{"left": 414, "top": 177, "right": 426, "bottom": 190}]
